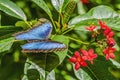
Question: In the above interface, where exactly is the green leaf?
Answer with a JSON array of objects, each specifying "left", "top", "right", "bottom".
[
  {"left": 69, "top": 5, "right": 118, "bottom": 25},
  {"left": 52, "top": 35, "right": 69, "bottom": 63},
  {"left": 69, "top": 5, "right": 120, "bottom": 31},
  {"left": 63, "top": 0, "right": 77, "bottom": 23},
  {"left": 77, "top": 0, "right": 87, "bottom": 14},
  {"left": 61, "top": 0, "right": 70, "bottom": 12},
  {"left": 0, "top": 37, "right": 14, "bottom": 53},
  {"left": 0, "top": 0, "right": 26, "bottom": 20},
  {"left": 0, "top": 26, "right": 23, "bottom": 37},
  {"left": 31, "top": 0, "right": 52, "bottom": 18},
  {"left": 22, "top": 59, "right": 55, "bottom": 80},
  {"left": 46, "top": 70, "right": 55, "bottom": 80},
  {"left": 110, "top": 59, "right": 120, "bottom": 68},
  {"left": 26, "top": 35, "right": 69, "bottom": 72},
  {"left": 51, "top": 0, "right": 64, "bottom": 12},
  {"left": 83, "top": 56, "right": 117, "bottom": 80},
  {"left": 27, "top": 69, "right": 40, "bottom": 80},
  {"left": 73, "top": 67, "right": 92, "bottom": 80}
]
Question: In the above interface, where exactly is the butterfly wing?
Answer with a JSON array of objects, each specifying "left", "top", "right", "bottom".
[
  {"left": 14, "top": 22, "right": 52, "bottom": 40},
  {"left": 21, "top": 41, "right": 66, "bottom": 53}
]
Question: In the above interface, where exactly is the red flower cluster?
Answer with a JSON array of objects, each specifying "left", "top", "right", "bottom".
[
  {"left": 85, "top": 20, "right": 116, "bottom": 60},
  {"left": 69, "top": 49, "right": 97, "bottom": 70},
  {"left": 99, "top": 20, "right": 116, "bottom": 60}
]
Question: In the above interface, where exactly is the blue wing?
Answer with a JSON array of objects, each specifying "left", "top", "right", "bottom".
[
  {"left": 21, "top": 41, "right": 66, "bottom": 53},
  {"left": 14, "top": 22, "right": 52, "bottom": 40}
]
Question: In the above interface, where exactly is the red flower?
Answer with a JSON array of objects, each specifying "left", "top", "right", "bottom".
[
  {"left": 99, "top": 20, "right": 108, "bottom": 29},
  {"left": 103, "top": 27, "right": 111, "bottom": 36},
  {"left": 107, "top": 37, "right": 115, "bottom": 47},
  {"left": 80, "top": 49, "right": 97, "bottom": 64},
  {"left": 86, "top": 25, "right": 96, "bottom": 32},
  {"left": 107, "top": 31, "right": 114, "bottom": 38},
  {"left": 69, "top": 51, "right": 87, "bottom": 70},
  {"left": 80, "top": 0, "right": 89, "bottom": 4},
  {"left": 103, "top": 47, "right": 116, "bottom": 60},
  {"left": 99, "top": 20, "right": 115, "bottom": 38}
]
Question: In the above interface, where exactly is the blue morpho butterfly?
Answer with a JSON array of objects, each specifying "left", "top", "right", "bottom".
[{"left": 14, "top": 18, "right": 66, "bottom": 53}]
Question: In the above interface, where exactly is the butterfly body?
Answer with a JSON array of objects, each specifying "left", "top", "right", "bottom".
[{"left": 14, "top": 19, "right": 66, "bottom": 53}]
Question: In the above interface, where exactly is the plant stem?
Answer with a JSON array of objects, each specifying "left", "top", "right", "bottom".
[
  {"left": 50, "top": 17, "right": 57, "bottom": 32},
  {"left": 58, "top": 13, "right": 61, "bottom": 24},
  {"left": 24, "top": 20, "right": 32, "bottom": 28},
  {"left": 67, "top": 36, "right": 89, "bottom": 45},
  {"left": 66, "top": 54, "right": 71, "bottom": 58},
  {"left": 62, "top": 27, "right": 74, "bottom": 34},
  {"left": 68, "top": 50, "right": 73, "bottom": 55}
]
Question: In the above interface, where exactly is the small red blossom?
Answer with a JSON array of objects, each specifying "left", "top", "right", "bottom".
[
  {"left": 69, "top": 51, "right": 87, "bottom": 70},
  {"left": 107, "top": 37, "right": 115, "bottom": 47},
  {"left": 80, "top": 49, "right": 97, "bottom": 64},
  {"left": 99, "top": 20, "right": 108, "bottom": 29},
  {"left": 107, "top": 31, "right": 114, "bottom": 38},
  {"left": 103, "top": 47, "right": 116, "bottom": 60},
  {"left": 103, "top": 27, "right": 111, "bottom": 36},
  {"left": 80, "top": 0, "right": 89, "bottom": 4},
  {"left": 86, "top": 25, "right": 96, "bottom": 32}
]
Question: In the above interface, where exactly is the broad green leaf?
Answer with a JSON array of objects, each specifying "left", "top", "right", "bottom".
[
  {"left": 52, "top": 35, "right": 69, "bottom": 63},
  {"left": 63, "top": 0, "right": 77, "bottom": 23},
  {"left": 69, "top": 5, "right": 119, "bottom": 26},
  {"left": 22, "top": 59, "right": 55, "bottom": 80},
  {"left": 0, "top": 26, "right": 23, "bottom": 37},
  {"left": 61, "top": 0, "right": 70, "bottom": 12},
  {"left": 51, "top": 0, "right": 64, "bottom": 12},
  {"left": 71, "top": 18, "right": 120, "bottom": 31},
  {"left": 0, "top": 0, "right": 26, "bottom": 20},
  {"left": 46, "top": 70, "right": 55, "bottom": 80},
  {"left": 27, "top": 69, "right": 40, "bottom": 80},
  {"left": 0, "top": 37, "right": 14, "bottom": 53},
  {"left": 26, "top": 35, "right": 69, "bottom": 72},
  {"left": 31, "top": 0, "right": 52, "bottom": 18},
  {"left": 77, "top": 0, "right": 86, "bottom": 14},
  {"left": 82, "top": 56, "right": 117, "bottom": 80},
  {"left": 110, "top": 59, "right": 120, "bottom": 68},
  {"left": 69, "top": 5, "right": 120, "bottom": 31},
  {"left": 73, "top": 66, "right": 92, "bottom": 80}
]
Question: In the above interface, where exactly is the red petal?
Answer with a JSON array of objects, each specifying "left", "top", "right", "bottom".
[
  {"left": 98, "top": 20, "right": 107, "bottom": 29},
  {"left": 69, "top": 57, "right": 77, "bottom": 63},
  {"left": 81, "top": 61, "right": 87, "bottom": 67},
  {"left": 107, "top": 38, "right": 115, "bottom": 47},
  {"left": 88, "top": 49, "right": 94, "bottom": 54},
  {"left": 92, "top": 54, "right": 97, "bottom": 59},
  {"left": 75, "top": 62, "right": 80, "bottom": 70},
  {"left": 82, "top": 56, "right": 88, "bottom": 60},
  {"left": 80, "top": 49, "right": 88, "bottom": 56},
  {"left": 104, "top": 27, "right": 111, "bottom": 35},
  {"left": 106, "top": 54, "right": 110, "bottom": 60},
  {"left": 109, "top": 53, "right": 115, "bottom": 59},
  {"left": 107, "top": 31, "right": 114, "bottom": 38},
  {"left": 74, "top": 51, "right": 80, "bottom": 58},
  {"left": 103, "top": 49, "right": 107, "bottom": 54}
]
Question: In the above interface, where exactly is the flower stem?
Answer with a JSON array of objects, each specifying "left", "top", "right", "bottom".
[
  {"left": 50, "top": 17, "right": 57, "bottom": 32},
  {"left": 24, "top": 20, "right": 32, "bottom": 28},
  {"left": 67, "top": 36, "right": 89, "bottom": 45}
]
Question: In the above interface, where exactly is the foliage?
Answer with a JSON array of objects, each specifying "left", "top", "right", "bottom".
[{"left": 0, "top": 0, "right": 120, "bottom": 80}]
